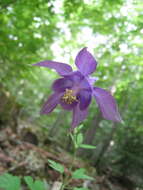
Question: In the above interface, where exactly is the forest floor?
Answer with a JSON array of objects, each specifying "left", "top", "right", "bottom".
[
  {"left": 0, "top": 121, "right": 134, "bottom": 190},
  {"left": 0, "top": 83, "right": 140, "bottom": 190}
]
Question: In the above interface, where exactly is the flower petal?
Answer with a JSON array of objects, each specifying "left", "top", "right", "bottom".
[
  {"left": 79, "top": 76, "right": 92, "bottom": 91},
  {"left": 33, "top": 60, "right": 73, "bottom": 76},
  {"left": 71, "top": 103, "right": 88, "bottom": 129},
  {"left": 67, "top": 71, "right": 84, "bottom": 84},
  {"left": 60, "top": 100, "right": 78, "bottom": 110},
  {"left": 67, "top": 71, "right": 92, "bottom": 91},
  {"left": 77, "top": 89, "right": 92, "bottom": 110},
  {"left": 86, "top": 76, "right": 98, "bottom": 86},
  {"left": 75, "top": 47, "right": 97, "bottom": 76},
  {"left": 40, "top": 93, "right": 62, "bottom": 114},
  {"left": 93, "top": 87, "right": 122, "bottom": 122},
  {"left": 52, "top": 78, "right": 73, "bottom": 92}
]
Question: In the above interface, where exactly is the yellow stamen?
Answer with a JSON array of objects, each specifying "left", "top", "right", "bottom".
[{"left": 62, "top": 89, "right": 78, "bottom": 104}]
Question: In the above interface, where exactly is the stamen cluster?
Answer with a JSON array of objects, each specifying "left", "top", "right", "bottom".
[{"left": 62, "top": 89, "right": 78, "bottom": 104}]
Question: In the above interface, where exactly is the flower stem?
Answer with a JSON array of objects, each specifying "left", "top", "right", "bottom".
[{"left": 60, "top": 132, "right": 77, "bottom": 190}]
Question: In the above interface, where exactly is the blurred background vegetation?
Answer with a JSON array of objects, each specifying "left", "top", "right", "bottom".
[{"left": 0, "top": 0, "right": 143, "bottom": 189}]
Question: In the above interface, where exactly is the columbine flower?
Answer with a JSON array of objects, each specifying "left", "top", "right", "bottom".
[{"left": 33, "top": 47, "right": 122, "bottom": 128}]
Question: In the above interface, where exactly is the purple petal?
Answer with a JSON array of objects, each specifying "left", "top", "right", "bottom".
[
  {"left": 86, "top": 76, "right": 98, "bottom": 86},
  {"left": 33, "top": 60, "right": 73, "bottom": 76},
  {"left": 71, "top": 103, "right": 88, "bottom": 129},
  {"left": 93, "top": 87, "right": 122, "bottom": 122},
  {"left": 75, "top": 47, "right": 97, "bottom": 76},
  {"left": 41, "top": 93, "right": 62, "bottom": 114},
  {"left": 77, "top": 89, "right": 92, "bottom": 110},
  {"left": 52, "top": 78, "right": 73, "bottom": 92},
  {"left": 67, "top": 71, "right": 84, "bottom": 84},
  {"left": 67, "top": 71, "right": 92, "bottom": 91},
  {"left": 79, "top": 76, "right": 92, "bottom": 91}
]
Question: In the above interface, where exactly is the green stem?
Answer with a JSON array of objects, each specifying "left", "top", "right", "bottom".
[{"left": 60, "top": 132, "right": 77, "bottom": 190}]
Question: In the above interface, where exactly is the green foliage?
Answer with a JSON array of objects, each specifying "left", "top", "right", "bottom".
[
  {"left": 24, "top": 176, "right": 46, "bottom": 190},
  {"left": 74, "top": 124, "right": 84, "bottom": 133},
  {"left": 79, "top": 144, "right": 96, "bottom": 149},
  {"left": 48, "top": 159, "right": 64, "bottom": 174},
  {"left": 70, "top": 126, "right": 96, "bottom": 149},
  {"left": 72, "top": 168, "right": 93, "bottom": 180},
  {"left": 0, "top": 173, "right": 21, "bottom": 190},
  {"left": 76, "top": 133, "right": 84, "bottom": 146},
  {"left": 0, "top": 0, "right": 59, "bottom": 118},
  {"left": 0, "top": 174, "right": 47, "bottom": 190}
]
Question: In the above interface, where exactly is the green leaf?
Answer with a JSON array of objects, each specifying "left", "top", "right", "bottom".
[
  {"left": 24, "top": 176, "right": 46, "bottom": 190},
  {"left": 24, "top": 176, "right": 34, "bottom": 190},
  {"left": 0, "top": 173, "right": 21, "bottom": 190},
  {"left": 72, "top": 168, "right": 93, "bottom": 180},
  {"left": 73, "top": 188, "right": 90, "bottom": 190},
  {"left": 71, "top": 125, "right": 84, "bottom": 148},
  {"left": 74, "top": 124, "right": 84, "bottom": 133},
  {"left": 48, "top": 159, "right": 64, "bottom": 173},
  {"left": 80, "top": 144, "right": 96, "bottom": 149},
  {"left": 34, "top": 180, "right": 46, "bottom": 190},
  {"left": 76, "top": 133, "right": 83, "bottom": 146}
]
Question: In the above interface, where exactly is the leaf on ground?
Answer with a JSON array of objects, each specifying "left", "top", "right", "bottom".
[
  {"left": 24, "top": 176, "right": 46, "bottom": 190},
  {"left": 0, "top": 173, "right": 21, "bottom": 190}
]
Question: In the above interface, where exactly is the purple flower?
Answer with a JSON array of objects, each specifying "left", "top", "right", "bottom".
[{"left": 33, "top": 47, "right": 122, "bottom": 129}]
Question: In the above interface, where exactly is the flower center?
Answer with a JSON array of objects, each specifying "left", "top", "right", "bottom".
[{"left": 62, "top": 89, "right": 78, "bottom": 104}]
